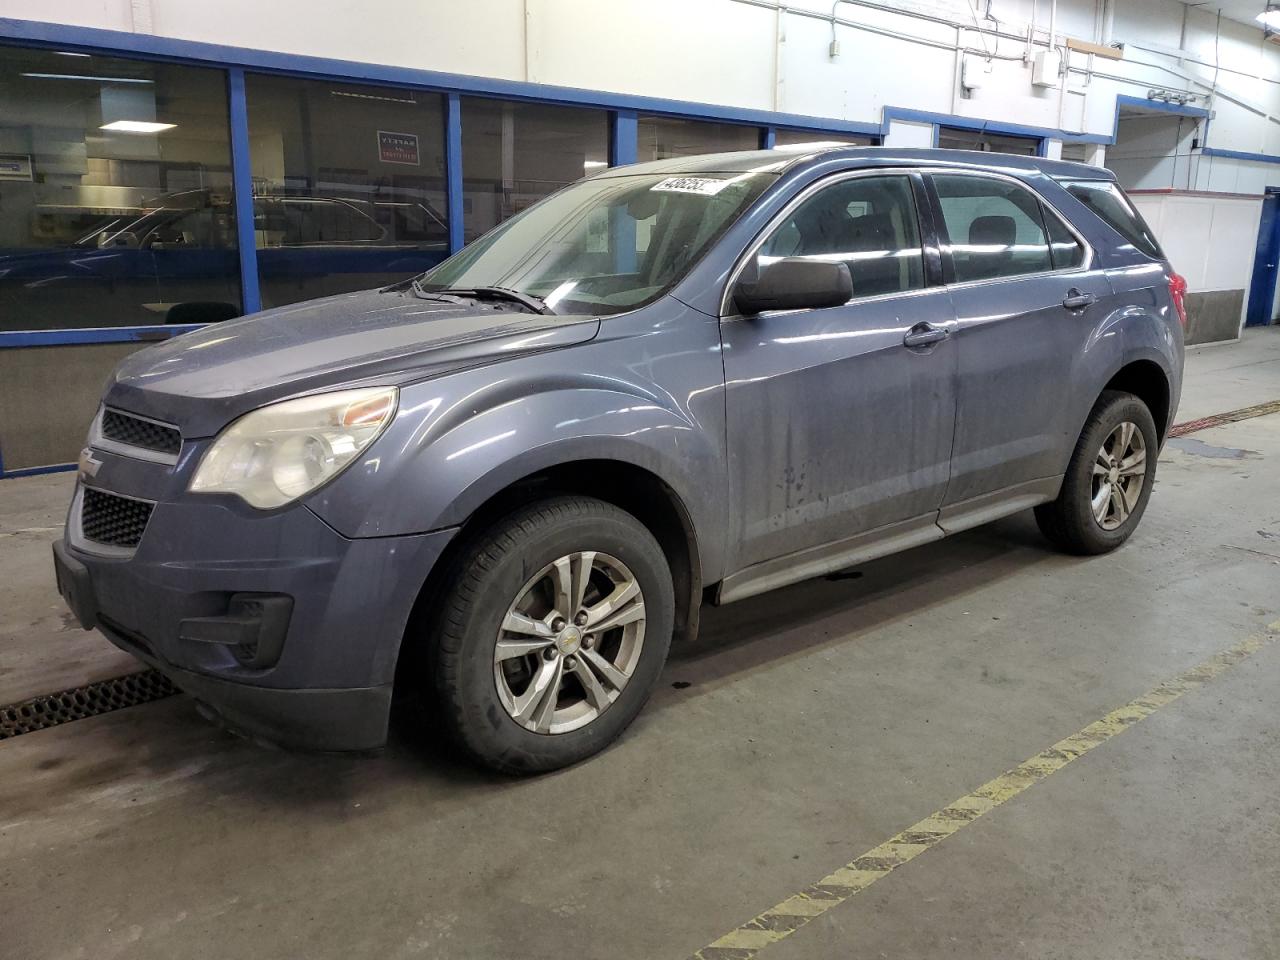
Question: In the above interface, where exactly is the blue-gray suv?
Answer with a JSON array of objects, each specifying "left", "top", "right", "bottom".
[{"left": 53, "top": 147, "right": 1185, "bottom": 772}]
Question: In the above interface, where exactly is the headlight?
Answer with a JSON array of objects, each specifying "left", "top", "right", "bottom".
[{"left": 189, "top": 387, "right": 397, "bottom": 509}]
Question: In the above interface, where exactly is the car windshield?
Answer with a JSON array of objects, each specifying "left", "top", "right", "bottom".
[{"left": 417, "top": 171, "right": 777, "bottom": 314}]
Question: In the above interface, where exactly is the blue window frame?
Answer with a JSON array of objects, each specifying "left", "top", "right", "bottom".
[{"left": 0, "top": 19, "right": 882, "bottom": 353}]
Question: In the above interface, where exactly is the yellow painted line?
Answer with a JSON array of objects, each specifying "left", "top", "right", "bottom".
[{"left": 691, "top": 620, "right": 1280, "bottom": 960}]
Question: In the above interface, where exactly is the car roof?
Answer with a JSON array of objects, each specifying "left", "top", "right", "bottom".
[{"left": 591, "top": 145, "right": 1113, "bottom": 182}]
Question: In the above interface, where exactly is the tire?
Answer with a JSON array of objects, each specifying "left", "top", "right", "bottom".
[
  {"left": 1035, "top": 390, "right": 1159, "bottom": 555},
  {"left": 428, "top": 495, "right": 674, "bottom": 774}
]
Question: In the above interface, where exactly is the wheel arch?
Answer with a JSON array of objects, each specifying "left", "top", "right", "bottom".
[
  {"left": 394, "top": 457, "right": 704, "bottom": 704},
  {"left": 1101, "top": 358, "right": 1172, "bottom": 442}
]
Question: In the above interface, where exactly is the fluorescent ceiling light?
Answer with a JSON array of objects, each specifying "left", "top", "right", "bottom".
[
  {"left": 100, "top": 120, "right": 176, "bottom": 134},
  {"left": 583, "top": 160, "right": 608, "bottom": 169},
  {"left": 22, "top": 72, "right": 153, "bottom": 84},
  {"left": 1257, "top": 9, "right": 1280, "bottom": 29},
  {"left": 56, "top": 51, "right": 92, "bottom": 57}
]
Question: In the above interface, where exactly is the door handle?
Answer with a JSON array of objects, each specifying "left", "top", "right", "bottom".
[
  {"left": 1062, "top": 289, "right": 1097, "bottom": 311},
  {"left": 903, "top": 322, "right": 950, "bottom": 348}
]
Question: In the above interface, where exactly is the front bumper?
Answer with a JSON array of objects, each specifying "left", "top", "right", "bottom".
[{"left": 54, "top": 481, "right": 456, "bottom": 751}]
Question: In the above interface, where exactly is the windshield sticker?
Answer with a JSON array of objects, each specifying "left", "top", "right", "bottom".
[{"left": 650, "top": 176, "right": 733, "bottom": 196}]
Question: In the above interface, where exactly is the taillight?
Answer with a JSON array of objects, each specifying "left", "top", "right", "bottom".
[{"left": 1168, "top": 271, "right": 1188, "bottom": 328}]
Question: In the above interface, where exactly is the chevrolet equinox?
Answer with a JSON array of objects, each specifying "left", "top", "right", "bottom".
[{"left": 53, "top": 147, "right": 1185, "bottom": 772}]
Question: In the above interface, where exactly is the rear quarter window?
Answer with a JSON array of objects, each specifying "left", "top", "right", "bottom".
[{"left": 1058, "top": 180, "right": 1163, "bottom": 260}]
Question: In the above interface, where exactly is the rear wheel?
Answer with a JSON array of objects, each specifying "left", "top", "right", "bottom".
[
  {"left": 1035, "top": 390, "right": 1159, "bottom": 555},
  {"left": 429, "top": 496, "right": 673, "bottom": 774}
]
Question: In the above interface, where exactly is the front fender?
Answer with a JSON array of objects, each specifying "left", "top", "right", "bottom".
[{"left": 308, "top": 377, "right": 726, "bottom": 577}]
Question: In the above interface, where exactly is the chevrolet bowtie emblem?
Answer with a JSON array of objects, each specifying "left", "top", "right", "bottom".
[{"left": 77, "top": 448, "right": 102, "bottom": 480}]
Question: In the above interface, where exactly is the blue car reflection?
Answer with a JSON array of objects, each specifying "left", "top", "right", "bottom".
[{"left": 0, "top": 188, "right": 449, "bottom": 330}]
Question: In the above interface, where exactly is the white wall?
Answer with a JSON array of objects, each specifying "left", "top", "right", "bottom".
[
  {"left": 1132, "top": 192, "right": 1260, "bottom": 292},
  {"left": 2, "top": 0, "right": 1279, "bottom": 165},
  {"left": 1131, "top": 190, "right": 1262, "bottom": 335}
]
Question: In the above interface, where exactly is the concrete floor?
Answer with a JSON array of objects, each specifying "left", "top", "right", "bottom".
[{"left": 2, "top": 329, "right": 1279, "bottom": 959}]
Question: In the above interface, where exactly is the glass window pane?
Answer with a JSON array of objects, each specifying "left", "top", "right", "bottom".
[
  {"left": 245, "top": 75, "right": 449, "bottom": 308},
  {"left": 1059, "top": 179, "right": 1163, "bottom": 259},
  {"left": 1042, "top": 202, "right": 1085, "bottom": 269},
  {"left": 423, "top": 170, "right": 774, "bottom": 314},
  {"left": 933, "top": 174, "right": 1053, "bottom": 282},
  {"left": 637, "top": 116, "right": 758, "bottom": 161},
  {"left": 462, "top": 98, "right": 607, "bottom": 242},
  {"left": 0, "top": 48, "right": 239, "bottom": 331},
  {"left": 773, "top": 129, "right": 873, "bottom": 148},
  {"left": 757, "top": 175, "right": 924, "bottom": 299},
  {"left": 937, "top": 127, "right": 1040, "bottom": 156}
]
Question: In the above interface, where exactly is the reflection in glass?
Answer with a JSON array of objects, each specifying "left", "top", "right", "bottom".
[
  {"left": 422, "top": 171, "right": 776, "bottom": 315},
  {"left": 933, "top": 175, "right": 1053, "bottom": 281},
  {"left": 245, "top": 75, "right": 449, "bottom": 308},
  {"left": 0, "top": 49, "right": 239, "bottom": 330},
  {"left": 772, "top": 129, "right": 873, "bottom": 150},
  {"left": 757, "top": 175, "right": 924, "bottom": 299},
  {"left": 637, "top": 116, "right": 759, "bottom": 161},
  {"left": 937, "top": 127, "right": 1040, "bottom": 156},
  {"left": 462, "top": 98, "right": 608, "bottom": 242}
]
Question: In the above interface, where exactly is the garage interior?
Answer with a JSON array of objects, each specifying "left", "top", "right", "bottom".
[{"left": 3, "top": 1, "right": 1280, "bottom": 958}]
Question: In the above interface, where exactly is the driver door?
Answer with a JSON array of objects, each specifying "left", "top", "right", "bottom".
[{"left": 719, "top": 171, "right": 958, "bottom": 594}]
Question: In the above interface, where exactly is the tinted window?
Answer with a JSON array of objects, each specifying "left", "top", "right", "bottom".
[
  {"left": 933, "top": 175, "right": 1053, "bottom": 282},
  {"left": 244, "top": 74, "right": 449, "bottom": 309},
  {"left": 1059, "top": 179, "right": 1163, "bottom": 259},
  {"left": 0, "top": 49, "right": 239, "bottom": 330},
  {"left": 756, "top": 175, "right": 924, "bottom": 300},
  {"left": 462, "top": 98, "right": 608, "bottom": 242},
  {"left": 1042, "top": 202, "right": 1085, "bottom": 269}
]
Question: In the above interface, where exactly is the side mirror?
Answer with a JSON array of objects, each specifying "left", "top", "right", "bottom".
[{"left": 734, "top": 257, "right": 853, "bottom": 315}]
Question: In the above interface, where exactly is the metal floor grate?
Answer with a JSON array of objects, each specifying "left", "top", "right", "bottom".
[
  {"left": 0, "top": 670, "right": 177, "bottom": 741},
  {"left": 1168, "top": 398, "right": 1280, "bottom": 438}
]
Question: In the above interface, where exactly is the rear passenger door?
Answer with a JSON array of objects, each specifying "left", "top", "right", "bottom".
[{"left": 927, "top": 171, "right": 1112, "bottom": 527}]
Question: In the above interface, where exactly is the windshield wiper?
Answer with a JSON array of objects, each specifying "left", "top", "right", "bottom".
[
  {"left": 409, "top": 278, "right": 470, "bottom": 304},
  {"left": 416, "top": 283, "right": 554, "bottom": 315}
]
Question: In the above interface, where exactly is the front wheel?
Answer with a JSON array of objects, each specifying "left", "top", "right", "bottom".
[
  {"left": 429, "top": 496, "right": 674, "bottom": 774},
  {"left": 1035, "top": 389, "right": 1159, "bottom": 555}
]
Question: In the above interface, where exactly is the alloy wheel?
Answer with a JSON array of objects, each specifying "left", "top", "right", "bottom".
[
  {"left": 494, "top": 551, "right": 646, "bottom": 734},
  {"left": 1091, "top": 420, "right": 1146, "bottom": 531}
]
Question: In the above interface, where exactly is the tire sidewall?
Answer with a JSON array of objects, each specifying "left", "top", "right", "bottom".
[
  {"left": 1065, "top": 394, "right": 1159, "bottom": 551},
  {"left": 443, "top": 503, "right": 674, "bottom": 771}
]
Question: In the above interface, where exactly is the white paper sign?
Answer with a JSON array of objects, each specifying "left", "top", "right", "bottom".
[{"left": 650, "top": 176, "right": 733, "bottom": 196}]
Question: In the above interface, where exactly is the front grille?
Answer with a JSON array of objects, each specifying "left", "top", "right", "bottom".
[
  {"left": 81, "top": 487, "right": 154, "bottom": 548},
  {"left": 101, "top": 409, "right": 181, "bottom": 456}
]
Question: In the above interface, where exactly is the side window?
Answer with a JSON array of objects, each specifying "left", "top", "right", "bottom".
[
  {"left": 1058, "top": 179, "right": 1163, "bottom": 260},
  {"left": 262, "top": 199, "right": 385, "bottom": 246},
  {"left": 932, "top": 175, "right": 1053, "bottom": 282},
  {"left": 757, "top": 174, "right": 925, "bottom": 300},
  {"left": 1041, "top": 202, "right": 1085, "bottom": 269}
]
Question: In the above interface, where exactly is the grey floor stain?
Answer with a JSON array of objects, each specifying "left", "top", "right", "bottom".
[{"left": 1167, "top": 437, "right": 1261, "bottom": 459}]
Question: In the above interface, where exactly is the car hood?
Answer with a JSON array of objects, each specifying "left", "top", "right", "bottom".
[{"left": 104, "top": 287, "right": 601, "bottom": 438}]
